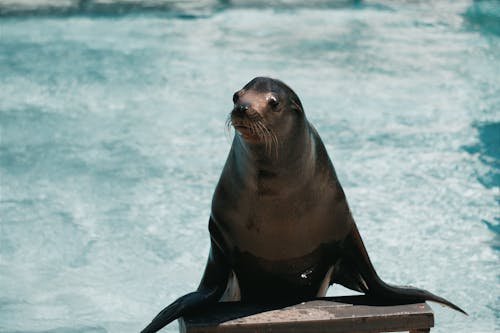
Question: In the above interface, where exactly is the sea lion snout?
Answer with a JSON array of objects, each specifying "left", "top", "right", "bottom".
[
  {"left": 234, "top": 102, "right": 249, "bottom": 114},
  {"left": 231, "top": 101, "right": 259, "bottom": 120}
]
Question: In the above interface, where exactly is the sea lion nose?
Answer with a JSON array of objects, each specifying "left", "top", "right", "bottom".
[
  {"left": 238, "top": 103, "right": 249, "bottom": 112},
  {"left": 233, "top": 103, "right": 250, "bottom": 117}
]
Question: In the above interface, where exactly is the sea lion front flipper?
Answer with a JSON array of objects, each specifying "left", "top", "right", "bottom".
[
  {"left": 331, "top": 224, "right": 467, "bottom": 315},
  {"left": 141, "top": 242, "right": 230, "bottom": 333}
]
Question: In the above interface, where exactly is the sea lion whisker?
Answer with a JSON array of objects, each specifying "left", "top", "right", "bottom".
[
  {"left": 271, "top": 129, "right": 279, "bottom": 159},
  {"left": 268, "top": 123, "right": 278, "bottom": 158},
  {"left": 225, "top": 115, "right": 234, "bottom": 143},
  {"left": 261, "top": 123, "right": 279, "bottom": 159},
  {"left": 254, "top": 121, "right": 269, "bottom": 154},
  {"left": 255, "top": 121, "right": 272, "bottom": 157},
  {"left": 249, "top": 121, "right": 258, "bottom": 136},
  {"left": 264, "top": 126, "right": 273, "bottom": 157}
]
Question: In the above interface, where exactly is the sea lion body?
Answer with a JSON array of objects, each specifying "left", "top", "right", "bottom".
[
  {"left": 211, "top": 122, "right": 350, "bottom": 301},
  {"left": 141, "top": 77, "right": 465, "bottom": 333}
]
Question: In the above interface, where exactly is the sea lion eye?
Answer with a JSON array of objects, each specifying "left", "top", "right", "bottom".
[{"left": 268, "top": 95, "right": 279, "bottom": 109}]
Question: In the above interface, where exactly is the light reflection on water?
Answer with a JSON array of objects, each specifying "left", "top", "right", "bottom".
[{"left": 0, "top": 1, "right": 499, "bottom": 332}]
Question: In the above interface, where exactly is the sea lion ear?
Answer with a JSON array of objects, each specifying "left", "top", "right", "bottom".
[{"left": 290, "top": 98, "right": 304, "bottom": 113}]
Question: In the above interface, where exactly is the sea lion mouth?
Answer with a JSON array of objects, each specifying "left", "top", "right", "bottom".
[
  {"left": 231, "top": 120, "right": 260, "bottom": 141},
  {"left": 234, "top": 125, "right": 254, "bottom": 138},
  {"left": 226, "top": 115, "right": 279, "bottom": 157},
  {"left": 231, "top": 120, "right": 252, "bottom": 132}
]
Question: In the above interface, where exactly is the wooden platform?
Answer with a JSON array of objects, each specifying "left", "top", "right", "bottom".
[{"left": 179, "top": 296, "right": 434, "bottom": 333}]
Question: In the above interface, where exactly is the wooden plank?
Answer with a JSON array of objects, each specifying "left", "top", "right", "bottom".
[{"left": 179, "top": 296, "right": 434, "bottom": 333}]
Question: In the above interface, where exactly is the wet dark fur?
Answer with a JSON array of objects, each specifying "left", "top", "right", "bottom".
[{"left": 141, "top": 77, "right": 466, "bottom": 333}]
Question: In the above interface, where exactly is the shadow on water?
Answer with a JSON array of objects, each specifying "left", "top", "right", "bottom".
[
  {"left": 0, "top": 0, "right": 364, "bottom": 18},
  {"left": 463, "top": 122, "right": 500, "bottom": 251},
  {"left": 22, "top": 327, "right": 107, "bottom": 333},
  {"left": 463, "top": 0, "right": 500, "bottom": 36},
  {"left": 464, "top": 122, "right": 500, "bottom": 191}
]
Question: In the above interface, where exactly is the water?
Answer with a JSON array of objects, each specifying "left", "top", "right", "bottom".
[{"left": 0, "top": 1, "right": 498, "bottom": 332}]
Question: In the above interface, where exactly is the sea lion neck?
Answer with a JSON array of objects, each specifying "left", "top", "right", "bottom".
[{"left": 231, "top": 119, "right": 316, "bottom": 184}]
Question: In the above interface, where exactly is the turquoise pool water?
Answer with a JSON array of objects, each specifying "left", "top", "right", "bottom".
[{"left": 0, "top": 1, "right": 499, "bottom": 332}]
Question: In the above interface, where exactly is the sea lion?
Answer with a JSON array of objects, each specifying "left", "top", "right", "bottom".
[{"left": 141, "top": 77, "right": 465, "bottom": 333}]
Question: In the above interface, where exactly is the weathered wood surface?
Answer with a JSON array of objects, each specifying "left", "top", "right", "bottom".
[{"left": 179, "top": 296, "right": 434, "bottom": 333}]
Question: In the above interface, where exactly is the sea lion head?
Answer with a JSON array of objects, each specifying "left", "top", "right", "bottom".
[{"left": 228, "top": 77, "right": 304, "bottom": 154}]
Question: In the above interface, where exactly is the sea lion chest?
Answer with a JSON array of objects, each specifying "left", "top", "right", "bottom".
[
  {"left": 211, "top": 163, "right": 351, "bottom": 299},
  {"left": 214, "top": 188, "right": 327, "bottom": 258}
]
